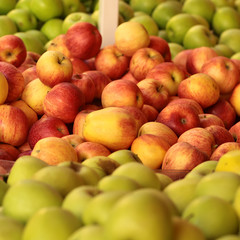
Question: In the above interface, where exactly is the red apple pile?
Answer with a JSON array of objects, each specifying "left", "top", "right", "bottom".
[{"left": 1, "top": 20, "right": 240, "bottom": 175}]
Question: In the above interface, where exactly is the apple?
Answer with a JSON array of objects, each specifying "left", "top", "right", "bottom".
[
  {"left": 25, "top": 29, "right": 49, "bottom": 46},
  {"left": 200, "top": 56, "right": 239, "bottom": 94},
  {"left": 62, "top": 12, "right": 96, "bottom": 34},
  {"left": 229, "top": 121, "right": 240, "bottom": 143},
  {"left": 211, "top": 0, "right": 235, "bottom": 8},
  {"left": 183, "top": 24, "right": 218, "bottom": 49},
  {"left": 219, "top": 28, "right": 240, "bottom": 53},
  {"left": 75, "top": 141, "right": 111, "bottom": 162},
  {"left": 114, "top": 21, "right": 150, "bottom": 57},
  {"left": 118, "top": 0, "right": 134, "bottom": 21},
  {"left": 146, "top": 62, "right": 187, "bottom": 96},
  {"left": 0, "top": 72, "right": 8, "bottom": 105},
  {"left": 103, "top": 188, "right": 173, "bottom": 240},
  {"left": 21, "top": 78, "right": 52, "bottom": 116},
  {"left": 101, "top": 79, "right": 144, "bottom": 109},
  {"left": 0, "top": 143, "right": 20, "bottom": 161},
  {"left": 148, "top": 35, "right": 171, "bottom": 62},
  {"left": 65, "top": 22, "right": 102, "bottom": 60},
  {"left": 0, "top": 15, "right": 17, "bottom": 37},
  {"left": 0, "top": 34, "right": 26, "bottom": 67},
  {"left": 22, "top": 206, "right": 81, "bottom": 240},
  {"left": 210, "top": 142, "right": 240, "bottom": 161},
  {"left": 121, "top": 70, "right": 138, "bottom": 84},
  {"left": 177, "top": 127, "right": 216, "bottom": 158},
  {"left": 0, "top": 61, "right": 24, "bottom": 103},
  {"left": 233, "top": 185, "right": 240, "bottom": 220},
  {"left": 30, "top": 0, "right": 63, "bottom": 22},
  {"left": 199, "top": 113, "right": 225, "bottom": 128},
  {"left": 152, "top": 0, "right": 182, "bottom": 30},
  {"left": 162, "top": 142, "right": 209, "bottom": 171},
  {"left": 213, "top": 43, "right": 235, "bottom": 58},
  {"left": 7, "top": 8, "right": 37, "bottom": 32},
  {"left": 36, "top": 50, "right": 73, "bottom": 88},
  {"left": 0, "top": 149, "right": 14, "bottom": 161},
  {"left": 27, "top": 116, "right": 69, "bottom": 149},
  {"left": 229, "top": 83, "right": 240, "bottom": 117},
  {"left": 18, "top": 51, "right": 40, "bottom": 72},
  {"left": 156, "top": 101, "right": 201, "bottom": 136},
  {"left": 172, "top": 49, "right": 192, "bottom": 73},
  {"left": 0, "top": 0, "right": 17, "bottom": 14},
  {"left": 178, "top": 73, "right": 220, "bottom": 109},
  {"left": 61, "top": 0, "right": 85, "bottom": 17},
  {"left": 40, "top": 18, "right": 63, "bottom": 41},
  {"left": 31, "top": 136, "right": 78, "bottom": 165},
  {"left": 186, "top": 46, "right": 218, "bottom": 74},
  {"left": 95, "top": 45, "right": 130, "bottom": 80},
  {"left": 70, "top": 57, "right": 90, "bottom": 75},
  {"left": 131, "top": 134, "right": 170, "bottom": 170},
  {"left": 10, "top": 99, "right": 38, "bottom": 129},
  {"left": 212, "top": 6, "right": 240, "bottom": 36},
  {"left": 43, "top": 82, "right": 85, "bottom": 123},
  {"left": 141, "top": 104, "right": 159, "bottom": 121},
  {"left": 182, "top": 195, "right": 239, "bottom": 239},
  {"left": 21, "top": 65, "right": 38, "bottom": 85},
  {"left": 129, "top": 0, "right": 163, "bottom": 15},
  {"left": 205, "top": 98, "right": 236, "bottom": 129},
  {"left": 61, "top": 134, "right": 84, "bottom": 149}
]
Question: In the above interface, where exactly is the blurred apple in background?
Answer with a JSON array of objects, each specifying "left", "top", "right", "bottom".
[
  {"left": 40, "top": 18, "right": 63, "bottom": 41},
  {"left": 129, "top": 0, "right": 163, "bottom": 15},
  {"left": 25, "top": 29, "right": 49, "bottom": 47},
  {"left": 168, "top": 42, "right": 184, "bottom": 60},
  {"left": 213, "top": 43, "right": 235, "bottom": 58},
  {"left": 0, "top": 15, "right": 17, "bottom": 36},
  {"left": 172, "top": 49, "right": 192, "bottom": 72}
]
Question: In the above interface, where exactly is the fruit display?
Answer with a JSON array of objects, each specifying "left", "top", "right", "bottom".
[{"left": 1, "top": 0, "right": 240, "bottom": 239}]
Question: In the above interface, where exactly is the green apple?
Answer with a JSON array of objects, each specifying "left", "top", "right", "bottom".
[
  {"left": 30, "top": 0, "right": 63, "bottom": 22},
  {"left": 129, "top": 14, "right": 159, "bottom": 36},
  {"left": 195, "top": 171, "right": 240, "bottom": 203},
  {"left": 163, "top": 177, "right": 200, "bottom": 214},
  {"left": 82, "top": 190, "right": 127, "bottom": 225},
  {"left": 62, "top": 12, "right": 96, "bottom": 33},
  {"left": 172, "top": 216, "right": 206, "bottom": 240},
  {"left": 219, "top": 28, "right": 240, "bottom": 53},
  {"left": 155, "top": 172, "right": 173, "bottom": 189},
  {"left": 182, "top": 0, "right": 216, "bottom": 24},
  {"left": 0, "top": 215, "right": 24, "bottom": 240},
  {"left": 231, "top": 52, "right": 240, "bottom": 60},
  {"left": 210, "top": 0, "right": 235, "bottom": 8},
  {"left": 0, "top": 0, "right": 16, "bottom": 15},
  {"left": 68, "top": 224, "right": 104, "bottom": 240},
  {"left": 233, "top": 185, "right": 240, "bottom": 218},
  {"left": 22, "top": 206, "right": 81, "bottom": 240},
  {"left": 40, "top": 18, "right": 63, "bottom": 41},
  {"left": 216, "top": 236, "right": 240, "bottom": 240},
  {"left": 112, "top": 162, "right": 161, "bottom": 190},
  {"left": 82, "top": 156, "right": 120, "bottom": 179},
  {"left": 119, "top": 0, "right": 134, "bottom": 21},
  {"left": 2, "top": 179, "right": 63, "bottom": 223},
  {"left": 0, "top": 15, "right": 17, "bottom": 37},
  {"left": 7, "top": 8, "right": 38, "bottom": 32},
  {"left": 152, "top": 0, "right": 182, "bottom": 30},
  {"left": 235, "top": 0, "right": 240, "bottom": 13},
  {"left": 14, "top": 31, "right": 45, "bottom": 54},
  {"left": 7, "top": 155, "right": 48, "bottom": 186},
  {"left": 191, "top": 14, "right": 210, "bottom": 28},
  {"left": 212, "top": 6, "right": 240, "bottom": 36},
  {"left": 213, "top": 43, "right": 235, "bottom": 58},
  {"left": 97, "top": 175, "right": 141, "bottom": 192},
  {"left": 0, "top": 180, "right": 9, "bottom": 206},
  {"left": 32, "top": 165, "right": 85, "bottom": 197},
  {"left": 134, "top": 10, "right": 148, "bottom": 17},
  {"left": 183, "top": 24, "right": 218, "bottom": 49},
  {"left": 166, "top": 13, "right": 199, "bottom": 44},
  {"left": 25, "top": 29, "right": 49, "bottom": 45},
  {"left": 185, "top": 160, "right": 218, "bottom": 180},
  {"left": 158, "top": 29, "right": 169, "bottom": 41},
  {"left": 15, "top": 0, "right": 31, "bottom": 11},
  {"left": 129, "top": 0, "right": 164, "bottom": 15},
  {"left": 168, "top": 42, "right": 185, "bottom": 60},
  {"left": 108, "top": 149, "right": 142, "bottom": 165},
  {"left": 103, "top": 188, "right": 174, "bottom": 240},
  {"left": 62, "top": 185, "right": 101, "bottom": 223},
  {"left": 61, "top": 0, "right": 86, "bottom": 18},
  {"left": 182, "top": 195, "right": 239, "bottom": 239}
]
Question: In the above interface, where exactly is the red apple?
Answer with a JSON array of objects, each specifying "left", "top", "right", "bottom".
[
  {"left": 199, "top": 113, "right": 225, "bottom": 128},
  {"left": 22, "top": 65, "right": 38, "bottom": 86},
  {"left": 61, "top": 134, "right": 84, "bottom": 148},
  {"left": 0, "top": 104, "right": 29, "bottom": 146},
  {"left": 137, "top": 78, "right": 169, "bottom": 111},
  {"left": 43, "top": 82, "right": 85, "bottom": 123},
  {"left": 0, "top": 34, "right": 27, "bottom": 67},
  {"left": 0, "top": 143, "right": 20, "bottom": 161},
  {"left": 70, "top": 57, "right": 90, "bottom": 75},
  {"left": 201, "top": 56, "right": 239, "bottom": 94},
  {"left": 141, "top": 104, "right": 159, "bottom": 122},
  {"left": 27, "top": 116, "right": 70, "bottom": 149},
  {"left": 18, "top": 51, "right": 40, "bottom": 72},
  {"left": 121, "top": 70, "right": 138, "bottom": 84},
  {"left": 0, "top": 61, "right": 25, "bottom": 103},
  {"left": 36, "top": 50, "right": 73, "bottom": 87},
  {"left": 129, "top": 47, "right": 164, "bottom": 81},
  {"left": 65, "top": 22, "right": 102, "bottom": 60},
  {"left": 148, "top": 35, "right": 171, "bottom": 62},
  {"left": 205, "top": 98, "right": 236, "bottom": 129},
  {"left": 101, "top": 79, "right": 144, "bottom": 109},
  {"left": 17, "top": 141, "right": 31, "bottom": 153},
  {"left": 229, "top": 121, "right": 240, "bottom": 143},
  {"left": 84, "top": 57, "right": 96, "bottom": 70},
  {"left": 0, "top": 149, "right": 14, "bottom": 160},
  {"left": 95, "top": 45, "right": 130, "bottom": 80},
  {"left": 173, "top": 49, "right": 192, "bottom": 73}
]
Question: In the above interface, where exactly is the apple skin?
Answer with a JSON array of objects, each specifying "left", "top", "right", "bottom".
[
  {"left": 200, "top": 56, "right": 239, "bottom": 94},
  {"left": 229, "top": 83, "right": 240, "bottom": 117},
  {"left": 162, "top": 142, "right": 209, "bottom": 171},
  {"left": 137, "top": 78, "right": 169, "bottom": 111},
  {"left": 178, "top": 73, "right": 220, "bottom": 109},
  {"left": 36, "top": 50, "right": 73, "bottom": 88},
  {"left": 199, "top": 113, "right": 225, "bottom": 128},
  {"left": 0, "top": 34, "right": 26, "bottom": 67},
  {"left": 95, "top": 45, "right": 130, "bottom": 80},
  {"left": 173, "top": 49, "right": 192, "bottom": 74},
  {"left": 0, "top": 61, "right": 25, "bottom": 103},
  {"left": 141, "top": 104, "right": 159, "bottom": 122},
  {"left": 229, "top": 121, "right": 240, "bottom": 143},
  {"left": 0, "top": 148, "right": 14, "bottom": 160},
  {"left": 21, "top": 65, "right": 38, "bottom": 86},
  {"left": 82, "top": 107, "right": 138, "bottom": 151},
  {"left": 0, "top": 143, "right": 20, "bottom": 161},
  {"left": 61, "top": 134, "right": 84, "bottom": 149},
  {"left": 210, "top": 142, "right": 240, "bottom": 161},
  {"left": 27, "top": 116, "right": 70, "bottom": 149},
  {"left": 17, "top": 51, "right": 40, "bottom": 73},
  {"left": 0, "top": 15, "right": 17, "bottom": 37},
  {"left": 70, "top": 57, "right": 90, "bottom": 75},
  {"left": 43, "top": 82, "right": 85, "bottom": 123},
  {"left": 0, "top": 72, "right": 9, "bottom": 105},
  {"left": 0, "top": 104, "right": 29, "bottom": 147},
  {"left": 101, "top": 79, "right": 144, "bottom": 109},
  {"left": 121, "top": 70, "right": 138, "bottom": 84},
  {"left": 65, "top": 22, "right": 102, "bottom": 60}
]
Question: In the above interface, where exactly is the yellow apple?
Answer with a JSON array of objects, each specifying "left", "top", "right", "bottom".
[{"left": 0, "top": 72, "right": 8, "bottom": 104}]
